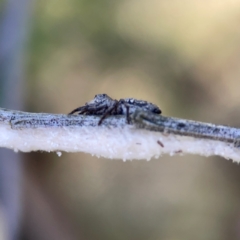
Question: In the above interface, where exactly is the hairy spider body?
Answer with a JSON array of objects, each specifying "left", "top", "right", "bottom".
[{"left": 69, "top": 94, "right": 161, "bottom": 125}]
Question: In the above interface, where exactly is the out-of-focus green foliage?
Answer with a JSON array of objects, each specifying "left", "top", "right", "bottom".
[{"left": 30, "top": 0, "right": 132, "bottom": 65}]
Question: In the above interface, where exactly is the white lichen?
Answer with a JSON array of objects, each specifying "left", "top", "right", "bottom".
[{"left": 0, "top": 108, "right": 240, "bottom": 162}]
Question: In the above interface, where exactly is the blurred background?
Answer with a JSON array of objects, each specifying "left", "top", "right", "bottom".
[{"left": 1, "top": 0, "right": 240, "bottom": 239}]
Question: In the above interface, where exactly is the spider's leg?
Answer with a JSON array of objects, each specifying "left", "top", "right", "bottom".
[
  {"left": 126, "top": 105, "right": 130, "bottom": 124},
  {"left": 69, "top": 105, "right": 107, "bottom": 115},
  {"left": 98, "top": 101, "right": 118, "bottom": 125},
  {"left": 68, "top": 106, "right": 87, "bottom": 115},
  {"left": 83, "top": 105, "right": 107, "bottom": 115},
  {"left": 122, "top": 102, "right": 130, "bottom": 124}
]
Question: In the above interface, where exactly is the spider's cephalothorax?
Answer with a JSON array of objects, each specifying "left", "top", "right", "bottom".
[{"left": 69, "top": 94, "right": 161, "bottom": 125}]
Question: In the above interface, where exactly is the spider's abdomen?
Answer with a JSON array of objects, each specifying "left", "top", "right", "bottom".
[{"left": 122, "top": 98, "right": 161, "bottom": 114}]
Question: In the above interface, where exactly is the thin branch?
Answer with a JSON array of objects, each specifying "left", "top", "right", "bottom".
[
  {"left": 1, "top": 108, "right": 240, "bottom": 161},
  {"left": 132, "top": 111, "right": 240, "bottom": 145}
]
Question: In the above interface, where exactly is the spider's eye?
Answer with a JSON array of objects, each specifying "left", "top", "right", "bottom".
[{"left": 102, "top": 94, "right": 106, "bottom": 97}]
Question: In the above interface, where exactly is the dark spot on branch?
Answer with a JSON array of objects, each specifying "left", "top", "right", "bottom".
[
  {"left": 175, "top": 150, "right": 183, "bottom": 154},
  {"left": 157, "top": 140, "right": 164, "bottom": 147},
  {"left": 177, "top": 123, "right": 185, "bottom": 128}
]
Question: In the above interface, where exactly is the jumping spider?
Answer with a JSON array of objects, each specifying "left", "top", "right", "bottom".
[{"left": 68, "top": 94, "right": 161, "bottom": 125}]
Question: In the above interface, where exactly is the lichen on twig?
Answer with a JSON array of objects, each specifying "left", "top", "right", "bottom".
[{"left": 0, "top": 108, "right": 240, "bottom": 162}]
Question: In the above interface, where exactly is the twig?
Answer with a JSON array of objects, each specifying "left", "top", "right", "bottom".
[
  {"left": 132, "top": 111, "right": 240, "bottom": 146},
  {"left": 0, "top": 108, "right": 240, "bottom": 162}
]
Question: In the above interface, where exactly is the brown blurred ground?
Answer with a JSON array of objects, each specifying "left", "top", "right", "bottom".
[{"left": 12, "top": 0, "right": 240, "bottom": 239}]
